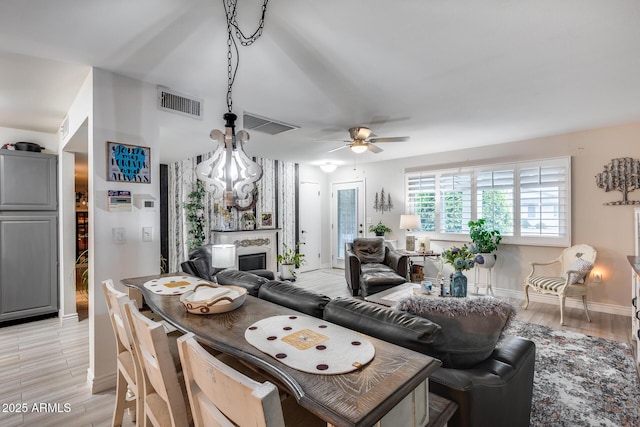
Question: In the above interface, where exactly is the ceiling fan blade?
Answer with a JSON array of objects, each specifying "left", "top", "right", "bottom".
[
  {"left": 367, "top": 143, "right": 383, "bottom": 153},
  {"left": 369, "top": 136, "right": 410, "bottom": 143},
  {"left": 328, "top": 145, "right": 348, "bottom": 153}
]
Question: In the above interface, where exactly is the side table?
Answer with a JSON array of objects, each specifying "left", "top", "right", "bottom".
[{"left": 473, "top": 265, "right": 494, "bottom": 296}]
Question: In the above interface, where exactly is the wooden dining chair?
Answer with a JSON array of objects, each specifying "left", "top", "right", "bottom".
[
  {"left": 177, "top": 332, "right": 324, "bottom": 427},
  {"left": 122, "top": 299, "right": 190, "bottom": 427},
  {"left": 102, "top": 279, "right": 145, "bottom": 426}
]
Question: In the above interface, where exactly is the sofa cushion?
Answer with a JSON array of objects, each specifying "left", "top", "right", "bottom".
[
  {"left": 323, "top": 298, "right": 441, "bottom": 353},
  {"left": 360, "top": 263, "right": 395, "bottom": 274},
  {"left": 258, "top": 280, "right": 331, "bottom": 318},
  {"left": 216, "top": 269, "right": 269, "bottom": 297},
  {"left": 398, "top": 296, "right": 516, "bottom": 369},
  {"left": 352, "top": 238, "right": 386, "bottom": 264}
]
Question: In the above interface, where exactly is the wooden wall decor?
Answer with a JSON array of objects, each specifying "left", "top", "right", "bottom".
[{"left": 595, "top": 157, "right": 640, "bottom": 205}]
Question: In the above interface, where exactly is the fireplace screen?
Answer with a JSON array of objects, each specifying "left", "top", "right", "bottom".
[{"left": 238, "top": 253, "right": 267, "bottom": 271}]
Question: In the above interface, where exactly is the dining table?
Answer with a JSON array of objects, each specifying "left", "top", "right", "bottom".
[{"left": 122, "top": 273, "right": 445, "bottom": 427}]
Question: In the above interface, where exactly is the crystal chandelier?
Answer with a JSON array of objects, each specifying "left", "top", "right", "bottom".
[{"left": 196, "top": 0, "right": 269, "bottom": 207}]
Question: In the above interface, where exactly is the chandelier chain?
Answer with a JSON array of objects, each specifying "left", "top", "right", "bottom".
[{"left": 223, "top": 0, "right": 269, "bottom": 113}]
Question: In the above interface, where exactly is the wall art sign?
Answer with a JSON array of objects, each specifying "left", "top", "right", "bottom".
[
  {"left": 595, "top": 157, "right": 640, "bottom": 205},
  {"left": 107, "top": 141, "right": 151, "bottom": 183}
]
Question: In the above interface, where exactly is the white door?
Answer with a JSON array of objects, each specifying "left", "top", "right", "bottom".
[
  {"left": 331, "top": 180, "right": 365, "bottom": 269},
  {"left": 299, "top": 181, "right": 321, "bottom": 272}
]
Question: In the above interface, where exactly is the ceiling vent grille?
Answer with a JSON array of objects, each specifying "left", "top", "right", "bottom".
[
  {"left": 157, "top": 86, "right": 203, "bottom": 119},
  {"left": 243, "top": 112, "right": 299, "bottom": 135}
]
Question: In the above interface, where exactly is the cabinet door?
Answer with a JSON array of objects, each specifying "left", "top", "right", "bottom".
[
  {"left": 0, "top": 213, "right": 58, "bottom": 321},
  {"left": 0, "top": 151, "right": 57, "bottom": 210}
]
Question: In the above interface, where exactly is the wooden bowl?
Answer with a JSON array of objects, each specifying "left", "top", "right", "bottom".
[{"left": 180, "top": 283, "right": 247, "bottom": 314}]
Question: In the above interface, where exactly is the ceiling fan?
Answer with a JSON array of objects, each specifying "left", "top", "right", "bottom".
[{"left": 328, "top": 126, "right": 409, "bottom": 154}]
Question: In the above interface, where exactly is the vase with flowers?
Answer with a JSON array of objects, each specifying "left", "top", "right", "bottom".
[{"left": 442, "top": 244, "right": 478, "bottom": 297}]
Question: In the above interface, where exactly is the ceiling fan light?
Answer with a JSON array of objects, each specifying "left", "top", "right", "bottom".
[
  {"left": 320, "top": 163, "right": 337, "bottom": 172},
  {"left": 350, "top": 144, "right": 368, "bottom": 154}
]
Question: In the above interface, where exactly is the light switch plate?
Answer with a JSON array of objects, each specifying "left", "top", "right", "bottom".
[
  {"left": 142, "top": 227, "right": 153, "bottom": 242},
  {"left": 113, "top": 227, "right": 126, "bottom": 244}
]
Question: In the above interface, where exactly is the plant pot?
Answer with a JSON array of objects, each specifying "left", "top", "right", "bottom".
[
  {"left": 279, "top": 264, "right": 296, "bottom": 281},
  {"left": 477, "top": 253, "right": 496, "bottom": 269},
  {"left": 450, "top": 270, "right": 467, "bottom": 297},
  {"left": 375, "top": 232, "right": 385, "bottom": 237}
]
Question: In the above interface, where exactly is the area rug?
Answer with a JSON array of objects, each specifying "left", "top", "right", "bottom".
[{"left": 505, "top": 320, "right": 640, "bottom": 426}]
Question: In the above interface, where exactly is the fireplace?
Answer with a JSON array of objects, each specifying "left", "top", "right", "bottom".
[
  {"left": 238, "top": 253, "right": 267, "bottom": 271},
  {"left": 211, "top": 229, "right": 279, "bottom": 273}
]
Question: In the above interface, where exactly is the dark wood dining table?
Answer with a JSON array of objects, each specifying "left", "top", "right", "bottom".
[{"left": 122, "top": 273, "right": 443, "bottom": 427}]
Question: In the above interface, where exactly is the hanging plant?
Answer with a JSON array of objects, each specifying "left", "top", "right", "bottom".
[{"left": 184, "top": 180, "right": 207, "bottom": 251}]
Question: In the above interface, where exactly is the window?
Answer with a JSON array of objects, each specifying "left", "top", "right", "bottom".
[{"left": 406, "top": 157, "right": 571, "bottom": 246}]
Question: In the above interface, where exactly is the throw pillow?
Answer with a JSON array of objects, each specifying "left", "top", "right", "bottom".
[
  {"left": 561, "top": 257, "right": 593, "bottom": 285},
  {"left": 398, "top": 296, "right": 516, "bottom": 369}
]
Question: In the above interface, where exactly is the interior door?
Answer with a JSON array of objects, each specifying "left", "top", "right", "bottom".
[
  {"left": 299, "top": 181, "right": 321, "bottom": 272},
  {"left": 331, "top": 180, "right": 365, "bottom": 269}
]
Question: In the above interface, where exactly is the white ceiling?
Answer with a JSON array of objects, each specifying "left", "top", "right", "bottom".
[{"left": 1, "top": 0, "right": 639, "bottom": 166}]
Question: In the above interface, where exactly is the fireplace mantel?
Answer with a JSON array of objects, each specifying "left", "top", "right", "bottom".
[{"left": 211, "top": 229, "right": 279, "bottom": 272}]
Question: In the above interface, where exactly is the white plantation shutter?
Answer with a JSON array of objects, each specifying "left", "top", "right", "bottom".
[
  {"left": 476, "top": 169, "right": 514, "bottom": 236},
  {"left": 439, "top": 172, "right": 472, "bottom": 233},
  {"left": 519, "top": 161, "right": 569, "bottom": 240},
  {"left": 405, "top": 157, "right": 570, "bottom": 246},
  {"left": 407, "top": 173, "right": 436, "bottom": 231}
]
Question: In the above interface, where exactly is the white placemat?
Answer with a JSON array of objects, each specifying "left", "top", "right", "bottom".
[
  {"left": 143, "top": 275, "right": 209, "bottom": 295},
  {"left": 245, "top": 315, "right": 375, "bottom": 375}
]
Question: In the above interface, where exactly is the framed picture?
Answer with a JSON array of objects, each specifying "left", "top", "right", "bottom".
[
  {"left": 260, "top": 212, "right": 274, "bottom": 228},
  {"left": 107, "top": 141, "right": 151, "bottom": 183}
]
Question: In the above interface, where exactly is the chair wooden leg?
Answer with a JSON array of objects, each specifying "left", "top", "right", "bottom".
[
  {"left": 582, "top": 295, "right": 592, "bottom": 322},
  {"left": 522, "top": 284, "right": 530, "bottom": 309},
  {"left": 559, "top": 295, "right": 566, "bottom": 326},
  {"left": 113, "top": 370, "right": 127, "bottom": 427}
]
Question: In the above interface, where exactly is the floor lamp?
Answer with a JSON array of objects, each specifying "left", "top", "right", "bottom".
[{"left": 399, "top": 214, "right": 420, "bottom": 251}]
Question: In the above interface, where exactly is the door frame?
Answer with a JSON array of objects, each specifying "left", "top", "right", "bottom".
[{"left": 331, "top": 179, "right": 366, "bottom": 269}]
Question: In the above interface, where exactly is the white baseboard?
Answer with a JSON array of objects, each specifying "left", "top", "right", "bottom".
[
  {"left": 86, "top": 368, "right": 116, "bottom": 393},
  {"left": 491, "top": 287, "right": 630, "bottom": 317},
  {"left": 58, "top": 311, "right": 79, "bottom": 323}
]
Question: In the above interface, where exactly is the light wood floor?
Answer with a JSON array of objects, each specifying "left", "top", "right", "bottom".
[{"left": 0, "top": 269, "right": 633, "bottom": 426}]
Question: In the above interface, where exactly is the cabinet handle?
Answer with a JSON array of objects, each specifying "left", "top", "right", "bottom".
[
  {"left": 637, "top": 329, "right": 640, "bottom": 341},
  {"left": 634, "top": 296, "right": 638, "bottom": 308},
  {"left": 636, "top": 311, "right": 640, "bottom": 321}
]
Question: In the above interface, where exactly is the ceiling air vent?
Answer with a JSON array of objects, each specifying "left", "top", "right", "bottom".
[
  {"left": 157, "top": 86, "right": 203, "bottom": 119},
  {"left": 243, "top": 112, "right": 299, "bottom": 135}
]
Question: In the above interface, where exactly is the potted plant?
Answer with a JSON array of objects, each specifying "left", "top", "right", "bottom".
[
  {"left": 277, "top": 242, "right": 306, "bottom": 280},
  {"left": 368, "top": 221, "right": 392, "bottom": 237},
  {"left": 241, "top": 212, "right": 255, "bottom": 230},
  {"left": 468, "top": 219, "right": 502, "bottom": 269},
  {"left": 442, "top": 244, "right": 477, "bottom": 297}
]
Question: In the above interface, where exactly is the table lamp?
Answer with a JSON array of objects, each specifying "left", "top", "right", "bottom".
[
  {"left": 399, "top": 214, "right": 420, "bottom": 251},
  {"left": 212, "top": 244, "right": 236, "bottom": 272}
]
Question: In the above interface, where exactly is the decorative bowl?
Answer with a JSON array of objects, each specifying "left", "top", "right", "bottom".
[{"left": 180, "top": 283, "right": 247, "bottom": 314}]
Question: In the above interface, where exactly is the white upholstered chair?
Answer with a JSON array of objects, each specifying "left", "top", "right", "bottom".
[
  {"left": 523, "top": 244, "right": 597, "bottom": 325},
  {"left": 102, "top": 279, "right": 145, "bottom": 426},
  {"left": 123, "top": 299, "right": 190, "bottom": 427},
  {"left": 177, "top": 333, "right": 324, "bottom": 427}
]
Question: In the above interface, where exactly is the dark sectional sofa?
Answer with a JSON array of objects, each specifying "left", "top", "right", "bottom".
[{"left": 200, "top": 269, "right": 536, "bottom": 427}]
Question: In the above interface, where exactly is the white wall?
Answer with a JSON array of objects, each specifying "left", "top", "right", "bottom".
[
  {"left": 326, "top": 122, "right": 640, "bottom": 314},
  {"left": 61, "top": 68, "right": 162, "bottom": 392}
]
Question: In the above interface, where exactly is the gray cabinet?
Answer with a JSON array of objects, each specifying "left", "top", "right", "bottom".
[
  {"left": 0, "top": 150, "right": 57, "bottom": 210},
  {"left": 0, "top": 213, "right": 58, "bottom": 321},
  {"left": 0, "top": 149, "right": 58, "bottom": 322}
]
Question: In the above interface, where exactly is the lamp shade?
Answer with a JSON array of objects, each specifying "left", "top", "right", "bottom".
[
  {"left": 399, "top": 214, "right": 420, "bottom": 230},
  {"left": 212, "top": 244, "right": 236, "bottom": 269}
]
